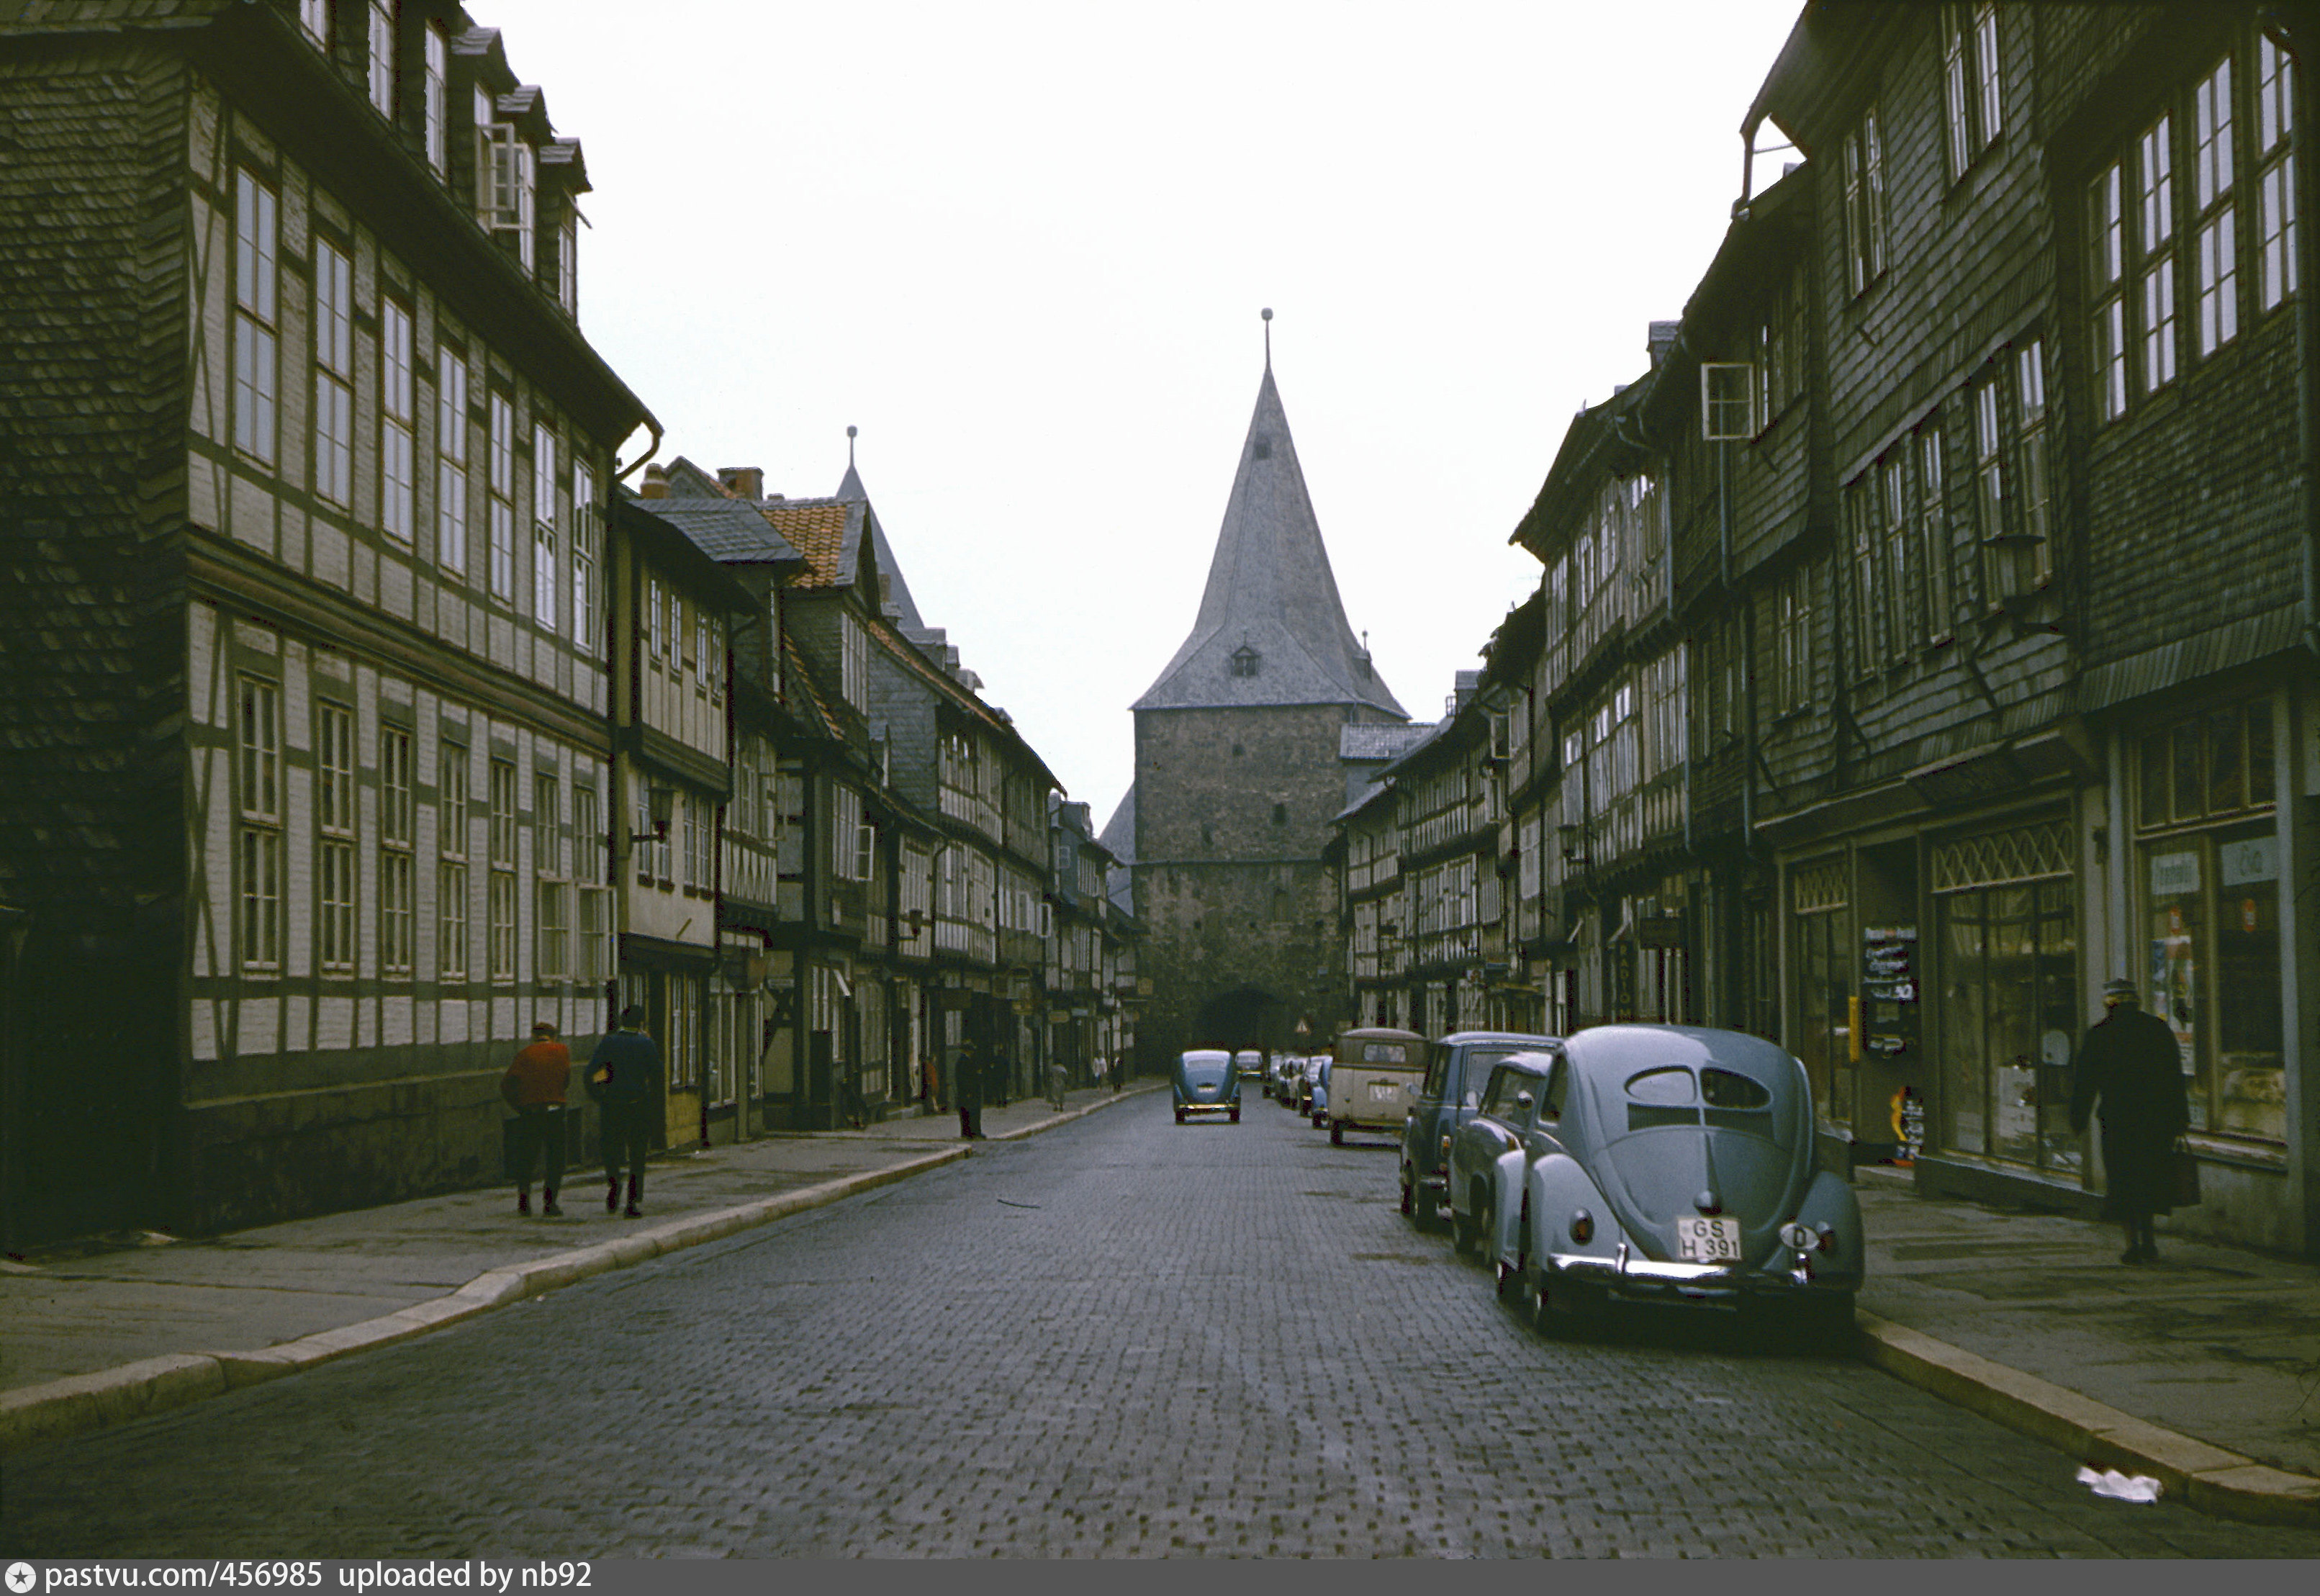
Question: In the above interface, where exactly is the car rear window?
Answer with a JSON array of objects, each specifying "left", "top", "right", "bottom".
[
  {"left": 1701, "top": 1068, "right": 1771, "bottom": 1109},
  {"left": 1625, "top": 1067, "right": 1695, "bottom": 1104}
]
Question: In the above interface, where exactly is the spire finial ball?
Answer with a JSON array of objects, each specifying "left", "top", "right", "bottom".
[
  {"left": 847, "top": 425, "right": 857, "bottom": 439},
  {"left": 1261, "top": 308, "right": 1273, "bottom": 322}
]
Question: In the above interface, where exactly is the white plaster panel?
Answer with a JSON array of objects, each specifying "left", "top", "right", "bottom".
[
  {"left": 243, "top": 994, "right": 279, "bottom": 1056},
  {"left": 494, "top": 996, "right": 515, "bottom": 1040},
  {"left": 314, "top": 521, "right": 348, "bottom": 592},
  {"left": 230, "top": 470, "right": 275, "bottom": 559},
  {"left": 383, "top": 995, "right": 411, "bottom": 1047},
  {"left": 438, "top": 998, "right": 469, "bottom": 1045},
  {"left": 317, "top": 996, "right": 352, "bottom": 1051}
]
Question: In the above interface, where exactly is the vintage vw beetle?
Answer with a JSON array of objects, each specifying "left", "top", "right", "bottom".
[
  {"left": 1479, "top": 1025, "right": 1863, "bottom": 1337},
  {"left": 1173, "top": 1049, "right": 1242, "bottom": 1124}
]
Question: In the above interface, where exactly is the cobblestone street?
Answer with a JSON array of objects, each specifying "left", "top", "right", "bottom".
[{"left": 8, "top": 1097, "right": 2317, "bottom": 1558}]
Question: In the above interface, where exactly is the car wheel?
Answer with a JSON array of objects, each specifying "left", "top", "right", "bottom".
[
  {"left": 1522, "top": 1258, "right": 1555, "bottom": 1333},
  {"left": 1448, "top": 1201, "right": 1472, "bottom": 1255},
  {"left": 1329, "top": 1122, "right": 1343, "bottom": 1146},
  {"left": 1475, "top": 1192, "right": 1495, "bottom": 1271},
  {"left": 1414, "top": 1194, "right": 1445, "bottom": 1235},
  {"left": 1399, "top": 1173, "right": 1415, "bottom": 1217},
  {"left": 1229, "top": 1106, "right": 1241, "bottom": 1124},
  {"left": 1174, "top": 1106, "right": 1186, "bottom": 1124}
]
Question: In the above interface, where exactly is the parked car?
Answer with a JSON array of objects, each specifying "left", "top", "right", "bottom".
[
  {"left": 1472, "top": 1025, "right": 1862, "bottom": 1340},
  {"left": 1234, "top": 1049, "right": 1267, "bottom": 1081},
  {"left": 1324, "top": 1027, "right": 1425, "bottom": 1145},
  {"left": 1401, "top": 1031, "right": 1559, "bottom": 1232},
  {"left": 1307, "top": 1058, "right": 1329, "bottom": 1126},
  {"left": 1173, "top": 1049, "right": 1242, "bottom": 1124},
  {"left": 1273, "top": 1054, "right": 1305, "bottom": 1105},
  {"left": 1296, "top": 1053, "right": 1327, "bottom": 1115},
  {"left": 1444, "top": 1051, "right": 1560, "bottom": 1259}
]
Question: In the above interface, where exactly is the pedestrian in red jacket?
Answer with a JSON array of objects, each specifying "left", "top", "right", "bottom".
[{"left": 501, "top": 1020, "right": 572, "bottom": 1217}]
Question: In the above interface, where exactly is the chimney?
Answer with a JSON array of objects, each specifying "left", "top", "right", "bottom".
[
  {"left": 640, "top": 463, "right": 668, "bottom": 499},
  {"left": 718, "top": 466, "right": 764, "bottom": 500},
  {"left": 1647, "top": 320, "right": 1682, "bottom": 368}
]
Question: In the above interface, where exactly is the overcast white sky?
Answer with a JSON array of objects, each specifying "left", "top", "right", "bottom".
[{"left": 476, "top": 1, "right": 1803, "bottom": 826}]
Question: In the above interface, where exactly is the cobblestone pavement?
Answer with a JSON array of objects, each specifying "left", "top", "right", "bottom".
[{"left": 8, "top": 1097, "right": 2319, "bottom": 1558}]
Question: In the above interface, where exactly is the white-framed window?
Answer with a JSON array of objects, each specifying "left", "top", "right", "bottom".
[
  {"left": 535, "top": 770, "right": 565, "bottom": 983},
  {"left": 435, "top": 344, "right": 468, "bottom": 570},
  {"left": 1841, "top": 104, "right": 1887, "bottom": 298},
  {"left": 2139, "top": 112, "right": 2180, "bottom": 393},
  {"left": 575, "top": 785, "right": 609, "bottom": 985},
  {"left": 423, "top": 23, "right": 448, "bottom": 174},
  {"left": 2258, "top": 35, "right": 2298, "bottom": 312},
  {"left": 840, "top": 611, "right": 867, "bottom": 708},
  {"left": 2012, "top": 341, "right": 2052, "bottom": 590},
  {"left": 646, "top": 575, "right": 664, "bottom": 666},
  {"left": 366, "top": 1, "right": 397, "bottom": 120},
  {"left": 317, "top": 703, "right": 357, "bottom": 975},
  {"left": 571, "top": 461, "right": 597, "bottom": 652},
  {"left": 488, "top": 390, "right": 515, "bottom": 600},
  {"left": 439, "top": 749, "right": 469, "bottom": 980},
  {"left": 1846, "top": 477, "right": 1882, "bottom": 678},
  {"left": 1915, "top": 425, "right": 1954, "bottom": 643},
  {"left": 381, "top": 299, "right": 414, "bottom": 541},
  {"left": 1879, "top": 450, "right": 1912, "bottom": 659},
  {"left": 1776, "top": 569, "right": 1810, "bottom": 715},
  {"left": 476, "top": 91, "right": 537, "bottom": 271},
  {"left": 312, "top": 239, "right": 352, "bottom": 506},
  {"left": 489, "top": 758, "right": 518, "bottom": 982},
  {"left": 531, "top": 423, "right": 557, "bottom": 629},
  {"left": 237, "top": 675, "right": 281, "bottom": 972},
  {"left": 299, "top": 0, "right": 328, "bottom": 47},
  {"left": 2089, "top": 159, "right": 2129, "bottom": 423},
  {"left": 2192, "top": 57, "right": 2239, "bottom": 357},
  {"left": 557, "top": 204, "right": 579, "bottom": 317},
  {"left": 233, "top": 169, "right": 279, "bottom": 465},
  {"left": 833, "top": 785, "right": 865, "bottom": 880},
  {"left": 1972, "top": 340, "right": 2052, "bottom": 603},
  {"left": 1941, "top": 3, "right": 2003, "bottom": 182},
  {"left": 380, "top": 726, "right": 413, "bottom": 978}
]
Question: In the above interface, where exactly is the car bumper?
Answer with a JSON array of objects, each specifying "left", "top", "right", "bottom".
[
  {"left": 1544, "top": 1251, "right": 1859, "bottom": 1309},
  {"left": 1177, "top": 1099, "right": 1237, "bottom": 1116}
]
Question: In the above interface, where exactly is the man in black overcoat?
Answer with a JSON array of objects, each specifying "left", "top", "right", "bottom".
[{"left": 2070, "top": 978, "right": 2190, "bottom": 1263}]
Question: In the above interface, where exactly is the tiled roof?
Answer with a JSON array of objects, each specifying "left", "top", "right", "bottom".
[
  {"left": 761, "top": 498, "right": 855, "bottom": 590},
  {"left": 1134, "top": 365, "right": 1405, "bottom": 718}
]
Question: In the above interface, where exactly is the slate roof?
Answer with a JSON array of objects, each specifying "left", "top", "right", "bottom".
[
  {"left": 1098, "top": 785, "right": 1137, "bottom": 913},
  {"left": 834, "top": 461, "right": 926, "bottom": 632},
  {"left": 1340, "top": 722, "right": 1435, "bottom": 762},
  {"left": 1134, "top": 365, "right": 1404, "bottom": 718},
  {"left": 634, "top": 492, "right": 801, "bottom": 567}
]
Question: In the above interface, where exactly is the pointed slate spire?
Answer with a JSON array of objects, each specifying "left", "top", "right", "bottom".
[
  {"left": 1132, "top": 340, "right": 1404, "bottom": 717},
  {"left": 827, "top": 425, "right": 924, "bottom": 631}
]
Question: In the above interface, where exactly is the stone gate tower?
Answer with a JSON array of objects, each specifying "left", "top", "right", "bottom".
[{"left": 1123, "top": 335, "right": 1406, "bottom": 1066}]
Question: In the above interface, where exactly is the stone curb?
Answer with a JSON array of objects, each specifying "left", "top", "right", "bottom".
[
  {"left": 0, "top": 1083, "right": 1157, "bottom": 1460},
  {"left": 1856, "top": 1309, "right": 2320, "bottom": 1528}
]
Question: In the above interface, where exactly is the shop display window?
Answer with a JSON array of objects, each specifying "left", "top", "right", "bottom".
[
  {"left": 1789, "top": 860, "right": 1851, "bottom": 1127},
  {"left": 1936, "top": 878, "right": 2079, "bottom": 1171},
  {"left": 2135, "top": 700, "right": 2284, "bottom": 1146}
]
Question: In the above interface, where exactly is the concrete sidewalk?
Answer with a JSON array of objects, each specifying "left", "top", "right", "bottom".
[
  {"left": 0, "top": 1083, "right": 1156, "bottom": 1455},
  {"left": 6, "top": 1084, "right": 2320, "bottom": 1530}
]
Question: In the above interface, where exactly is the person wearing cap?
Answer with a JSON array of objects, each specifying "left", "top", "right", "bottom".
[
  {"left": 586, "top": 1004, "right": 662, "bottom": 1217},
  {"left": 2071, "top": 978, "right": 2190, "bottom": 1263},
  {"left": 500, "top": 1020, "right": 572, "bottom": 1217}
]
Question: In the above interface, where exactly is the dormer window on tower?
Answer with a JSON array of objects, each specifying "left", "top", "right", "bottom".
[{"left": 1230, "top": 645, "right": 1261, "bottom": 678}]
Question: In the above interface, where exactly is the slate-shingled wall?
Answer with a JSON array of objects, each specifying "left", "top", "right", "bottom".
[{"left": 0, "top": 41, "right": 193, "bottom": 1244}]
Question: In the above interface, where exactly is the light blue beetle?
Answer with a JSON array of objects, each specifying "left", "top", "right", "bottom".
[{"left": 1472, "top": 1025, "right": 1864, "bottom": 1342}]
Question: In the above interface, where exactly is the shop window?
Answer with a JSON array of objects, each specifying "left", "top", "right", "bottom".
[
  {"left": 2136, "top": 698, "right": 2283, "bottom": 1145},
  {"left": 1789, "top": 859, "right": 1851, "bottom": 1130},
  {"left": 1934, "top": 867, "right": 2077, "bottom": 1173}
]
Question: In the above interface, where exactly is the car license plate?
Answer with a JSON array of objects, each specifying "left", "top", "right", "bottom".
[
  {"left": 1369, "top": 1081, "right": 1401, "bottom": 1102},
  {"left": 1676, "top": 1216, "right": 1743, "bottom": 1262}
]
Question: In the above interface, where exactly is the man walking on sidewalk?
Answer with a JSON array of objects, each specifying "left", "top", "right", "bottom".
[
  {"left": 955, "top": 1034, "right": 985, "bottom": 1140},
  {"left": 501, "top": 1019, "right": 571, "bottom": 1217},
  {"left": 2072, "top": 978, "right": 2189, "bottom": 1263},
  {"left": 587, "top": 1004, "right": 661, "bottom": 1218}
]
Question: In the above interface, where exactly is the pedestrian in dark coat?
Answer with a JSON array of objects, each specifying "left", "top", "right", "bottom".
[
  {"left": 2070, "top": 978, "right": 2189, "bottom": 1263},
  {"left": 586, "top": 1004, "right": 661, "bottom": 1217},
  {"left": 501, "top": 1020, "right": 571, "bottom": 1217},
  {"left": 955, "top": 1036, "right": 985, "bottom": 1141}
]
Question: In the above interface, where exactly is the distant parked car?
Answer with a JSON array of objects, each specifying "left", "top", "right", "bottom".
[
  {"left": 1308, "top": 1058, "right": 1330, "bottom": 1126},
  {"left": 1272, "top": 1055, "right": 1304, "bottom": 1105},
  {"left": 1324, "top": 1027, "right": 1425, "bottom": 1145},
  {"left": 1473, "top": 1025, "right": 1864, "bottom": 1341},
  {"left": 1173, "top": 1050, "right": 1242, "bottom": 1124},
  {"left": 1445, "top": 1052, "right": 1559, "bottom": 1259},
  {"left": 1297, "top": 1054, "right": 1327, "bottom": 1116},
  {"left": 1234, "top": 1049, "right": 1267, "bottom": 1081},
  {"left": 1401, "top": 1031, "right": 1558, "bottom": 1232}
]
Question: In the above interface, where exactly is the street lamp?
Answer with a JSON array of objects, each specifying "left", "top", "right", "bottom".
[{"left": 628, "top": 783, "right": 675, "bottom": 844}]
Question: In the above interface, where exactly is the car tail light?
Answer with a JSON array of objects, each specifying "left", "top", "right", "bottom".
[
  {"left": 1815, "top": 1222, "right": 1838, "bottom": 1253},
  {"left": 1569, "top": 1209, "right": 1594, "bottom": 1245}
]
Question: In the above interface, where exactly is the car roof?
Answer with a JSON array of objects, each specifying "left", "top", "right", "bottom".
[
  {"left": 1441, "top": 1032, "right": 1561, "bottom": 1047},
  {"left": 1180, "top": 1049, "right": 1232, "bottom": 1064},
  {"left": 1563, "top": 1024, "right": 1802, "bottom": 1091}
]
